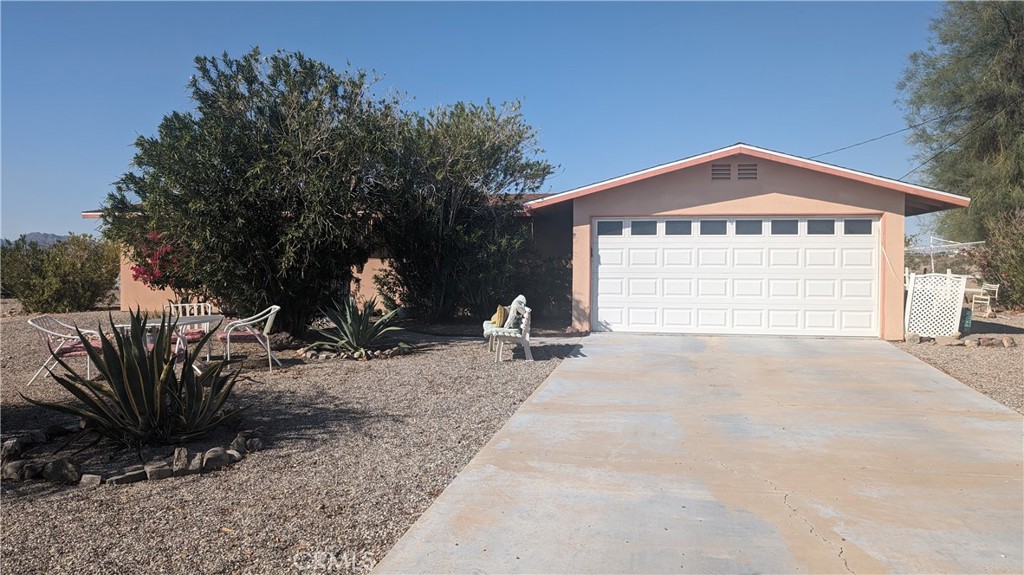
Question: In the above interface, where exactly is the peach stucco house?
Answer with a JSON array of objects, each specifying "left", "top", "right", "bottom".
[
  {"left": 523, "top": 143, "right": 969, "bottom": 340},
  {"left": 86, "top": 143, "right": 969, "bottom": 341}
]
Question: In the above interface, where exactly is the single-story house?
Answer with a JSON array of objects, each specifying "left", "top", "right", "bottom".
[
  {"left": 85, "top": 143, "right": 970, "bottom": 341},
  {"left": 524, "top": 143, "right": 969, "bottom": 340}
]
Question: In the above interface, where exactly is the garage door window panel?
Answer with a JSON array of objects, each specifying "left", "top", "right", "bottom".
[
  {"left": 597, "top": 221, "right": 623, "bottom": 236},
  {"left": 771, "top": 220, "right": 798, "bottom": 235},
  {"left": 700, "top": 220, "right": 727, "bottom": 235},
  {"left": 735, "top": 220, "right": 763, "bottom": 235},
  {"left": 807, "top": 219, "right": 836, "bottom": 235},
  {"left": 630, "top": 220, "right": 657, "bottom": 236},
  {"left": 665, "top": 220, "right": 692, "bottom": 235},
  {"left": 844, "top": 219, "right": 872, "bottom": 235}
]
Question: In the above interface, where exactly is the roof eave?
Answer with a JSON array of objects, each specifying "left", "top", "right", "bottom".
[{"left": 524, "top": 143, "right": 971, "bottom": 216}]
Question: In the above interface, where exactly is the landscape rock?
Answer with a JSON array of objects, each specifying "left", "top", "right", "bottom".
[
  {"left": 2, "top": 460, "right": 42, "bottom": 481},
  {"left": 965, "top": 338, "right": 979, "bottom": 348},
  {"left": 172, "top": 448, "right": 190, "bottom": 476},
  {"left": 24, "top": 430, "right": 48, "bottom": 444},
  {"left": 188, "top": 453, "right": 203, "bottom": 474},
  {"left": 229, "top": 434, "right": 248, "bottom": 453},
  {"left": 935, "top": 336, "right": 964, "bottom": 346},
  {"left": 145, "top": 462, "right": 172, "bottom": 481},
  {"left": 905, "top": 332, "right": 921, "bottom": 344},
  {"left": 79, "top": 474, "right": 102, "bottom": 486},
  {"left": 245, "top": 438, "right": 263, "bottom": 452},
  {"left": 1, "top": 439, "right": 26, "bottom": 462},
  {"left": 269, "top": 332, "right": 304, "bottom": 351},
  {"left": 106, "top": 470, "right": 147, "bottom": 485},
  {"left": 124, "top": 464, "right": 144, "bottom": 473},
  {"left": 226, "top": 449, "right": 244, "bottom": 463},
  {"left": 42, "top": 458, "right": 82, "bottom": 483},
  {"left": 202, "top": 447, "right": 231, "bottom": 471},
  {"left": 978, "top": 337, "right": 1000, "bottom": 347},
  {"left": 1003, "top": 337, "right": 1016, "bottom": 348}
]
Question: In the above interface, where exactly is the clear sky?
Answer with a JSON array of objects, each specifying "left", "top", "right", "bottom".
[{"left": 1, "top": 1, "right": 942, "bottom": 240}]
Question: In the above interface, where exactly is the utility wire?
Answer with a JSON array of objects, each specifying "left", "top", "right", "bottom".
[
  {"left": 898, "top": 94, "right": 1023, "bottom": 181},
  {"left": 810, "top": 104, "right": 970, "bottom": 159}
]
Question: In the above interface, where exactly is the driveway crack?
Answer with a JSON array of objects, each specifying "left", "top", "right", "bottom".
[{"left": 711, "top": 458, "right": 855, "bottom": 575}]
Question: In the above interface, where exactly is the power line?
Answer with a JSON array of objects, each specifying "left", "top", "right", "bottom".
[
  {"left": 898, "top": 95, "right": 1023, "bottom": 181},
  {"left": 810, "top": 105, "right": 970, "bottom": 160}
]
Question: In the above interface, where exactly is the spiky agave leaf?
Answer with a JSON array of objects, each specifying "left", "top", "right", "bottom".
[{"left": 22, "top": 309, "right": 245, "bottom": 446}]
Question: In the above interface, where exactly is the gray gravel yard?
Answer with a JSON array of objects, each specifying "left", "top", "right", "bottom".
[
  {"left": 892, "top": 310, "right": 1024, "bottom": 414},
  {"left": 1, "top": 303, "right": 570, "bottom": 574}
]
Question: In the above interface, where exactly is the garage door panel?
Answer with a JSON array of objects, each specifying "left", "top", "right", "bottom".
[
  {"left": 598, "top": 248, "right": 624, "bottom": 266},
  {"left": 628, "top": 248, "right": 659, "bottom": 267},
  {"left": 597, "top": 278, "right": 624, "bottom": 296},
  {"left": 663, "top": 308, "right": 694, "bottom": 328},
  {"left": 841, "top": 279, "right": 874, "bottom": 299},
  {"left": 628, "top": 308, "right": 659, "bottom": 327},
  {"left": 805, "top": 279, "right": 837, "bottom": 299},
  {"left": 664, "top": 278, "right": 693, "bottom": 297},
  {"left": 840, "top": 310, "right": 873, "bottom": 330},
  {"left": 697, "top": 309, "right": 729, "bottom": 328},
  {"left": 769, "top": 249, "right": 801, "bottom": 267},
  {"left": 627, "top": 278, "right": 659, "bottom": 297},
  {"left": 768, "top": 309, "right": 801, "bottom": 329},
  {"left": 805, "top": 249, "right": 838, "bottom": 267},
  {"left": 698, "top": 249, "right": 729, "bottom": 267},
  {"left": 664, "top": 249, "right": 694, "bottom": 267},
  {"left": 733, "top": 309, "right": 765, "bottom": 329},
  {"left": 697, "top": 278, "right": 728, "bottom": 297},
  {"left": 733, "top": 279, "right": 764, "bottom": 298},
  {"left": 842, "top": 248, "right": 875, "bottom": 267},
  {"left": 768, "top": 279, "right": 800, "bottom": 298},
  {"left": 733, "top": 249, "right": 765, "bottom": 267},
  {"left": 593, "top": 217, "right": 878, "bottom": 337}
]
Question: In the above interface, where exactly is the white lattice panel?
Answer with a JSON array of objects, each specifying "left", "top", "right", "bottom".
[{"left": 904, "top": 273, "right": 967, "bottom": 337}]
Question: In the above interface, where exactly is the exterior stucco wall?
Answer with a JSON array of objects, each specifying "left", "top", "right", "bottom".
[
  {"left": 568, "top": 154, "right": 906, "bottom": 339},
  {"left": 120, "top": 254, "right": 392, "bottom": 313},
  {"left": 119, "top": 255, "right": 175, "bottom": 312}
]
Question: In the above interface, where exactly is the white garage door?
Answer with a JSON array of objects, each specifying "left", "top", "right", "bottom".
[{"left": 593, "top": 217, "right": 879, "bottom": 337}]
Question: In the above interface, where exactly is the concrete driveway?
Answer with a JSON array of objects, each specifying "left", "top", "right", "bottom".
[{"left": 375, "top": 335, "right": 1024, "bottom": 574}]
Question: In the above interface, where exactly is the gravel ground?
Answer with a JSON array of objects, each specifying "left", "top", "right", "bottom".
[
  {"left": 0, "top": 301, "right": 571, "bottom": 574},
  {"left": 892, "top": 310, "right": 1024, "bottom": 414}
]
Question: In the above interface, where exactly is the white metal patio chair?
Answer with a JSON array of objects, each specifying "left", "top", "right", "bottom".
[
  {"left": 971, "top": 283, "right": 1000, "bottom": 318},
  {"left": 485, "top": 298, "right": 533, "bottom": 363},
  {"left": 482, "top": 294, "right": 526, "bottom": 352},
  {"left": 216, "top": 305, "right": 282, "bottom": 372},
  {"left": 164, "top": 301, "right": 215, "bottom": 360},
  {"left": 27, "top": 316, "right": 101, "bottom": 385}
]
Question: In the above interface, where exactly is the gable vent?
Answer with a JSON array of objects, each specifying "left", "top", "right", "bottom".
[
  {"left": 711, "top": 164, "right": 732, "bottom": 180},
  {"left": 737, "top": 163, "right": 758, "bottom": 180}
]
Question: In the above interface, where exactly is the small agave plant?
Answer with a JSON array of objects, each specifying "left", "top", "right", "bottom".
[
  {"left": 22, "top": 310, "right": 244, "bottom": 447},
  {"left": 312, "top": 296, "right": 405, "bottom": 359}
]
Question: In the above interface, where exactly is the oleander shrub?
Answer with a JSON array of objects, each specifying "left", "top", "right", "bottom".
[
  {"left": 971, "top": 209, "right": 1024, "bottom": 307},
  {"left": 23, "top": 310, "right": 243, "bottom": 447},
  {"left": 0, "top": 234, "right": 119, "bottom": 312}
]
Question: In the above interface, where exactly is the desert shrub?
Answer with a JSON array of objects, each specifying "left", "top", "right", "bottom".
[
  {"left": 514, "top": 253, "right": 572, "bottom": 321},
  {"left": 312, "top": 296, "right": 404, "bottom": 358},
  {"left": 23, "top": 310, "right": 242, "bottom": 447},
  {"left": 970, "top": 209, "right": 1024, "bottom": 307},
  {"left": 0, "top": 234, "right": 119, "bottom": 312}
]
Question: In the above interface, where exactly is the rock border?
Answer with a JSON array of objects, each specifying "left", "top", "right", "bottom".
[{"left": 1, "top": 427, "right": 264, "bottom": 487}]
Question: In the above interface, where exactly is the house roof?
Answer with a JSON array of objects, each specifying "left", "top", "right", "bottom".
[{"left": 524, "top": 143, "right": 970, "bottom": 217}]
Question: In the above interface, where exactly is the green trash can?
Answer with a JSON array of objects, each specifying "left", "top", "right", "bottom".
[{"left": 961, "top": 307, "right": 973, "bottom": 334}]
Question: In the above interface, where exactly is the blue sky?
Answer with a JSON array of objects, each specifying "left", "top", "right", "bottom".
[{"left": 1, "top": 1, "right": 942, "bottom": 240}]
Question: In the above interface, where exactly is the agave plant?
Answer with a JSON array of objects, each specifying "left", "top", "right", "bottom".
[
  {"left": 312, "top": 296, "right": 403, "bottom": 357},
  {"left": 22, "top": 310, "right": 244, "bottom": 447}
]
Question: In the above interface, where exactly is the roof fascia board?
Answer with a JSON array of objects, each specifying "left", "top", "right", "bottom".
[{"left": 524, "top": 143, "right": 969, "bottom": 212}]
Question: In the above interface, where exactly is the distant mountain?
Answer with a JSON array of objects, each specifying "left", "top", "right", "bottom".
[{"left": 2, "top": 232, "right": 68, "bottom": 246}]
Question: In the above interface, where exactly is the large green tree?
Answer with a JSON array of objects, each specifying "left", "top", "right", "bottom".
[
  {"left": 375, "top": 101, "right": 554, "bottom": 321},
  {"left": 898, "top": 1, "right": 1024, "bottom": 241},
  {"left": 103, "top": 48, "right": 402, "bottom": 334}
]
